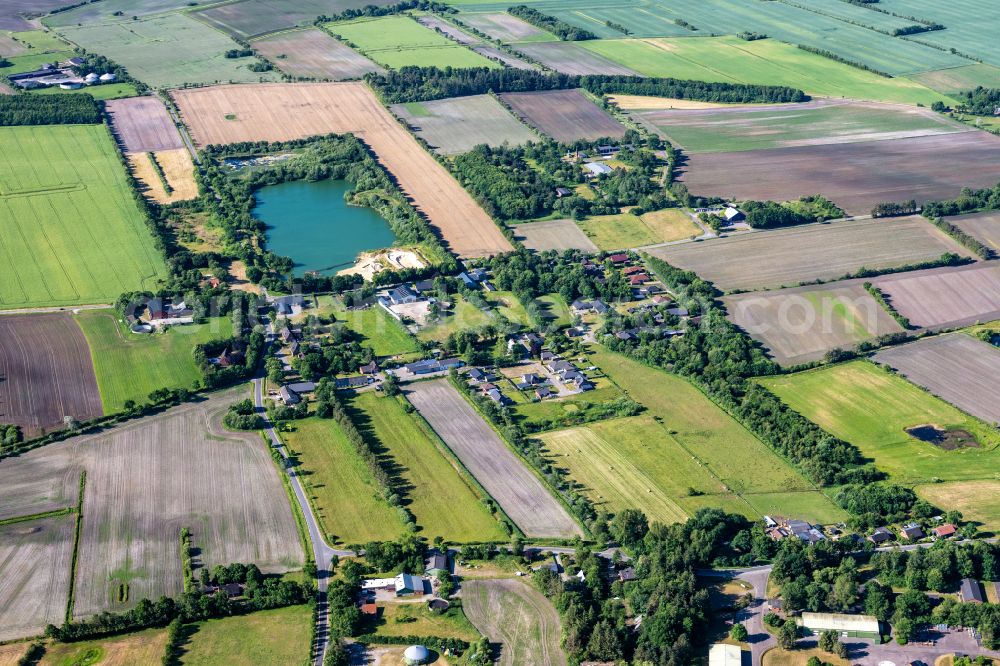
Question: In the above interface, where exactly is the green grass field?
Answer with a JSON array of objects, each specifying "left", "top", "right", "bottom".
[
  {"left": 0, "top": 125, "right": 167, "bottom": 309},
  {"left": 350, "top": 392, "right": 507, "bottom": 542},
  {"left": 759, "top": 361, "right": 1000, "bottom": 486},
  {"left": 180, "top": 605, "right": 312, "bottom": 666},
  {"left": 2, "top": 50, "right": 76, "bottom": 74},
  {"left": 373, "top": 601, "right": 482, "bottom": 641},
  {"left": 916, "top": 480, "right": 1000, "bottom": 534},
  {"left": 577, "top": 210, "right": 700, "bottom": 249},
  {"left": 584, "top": 347, "right": 847, "bottom": 523},
  {"left": 582, "top": 37, "right": 950, "bottom": 106},
  {"left": 323, "top": 15, "right": 500, "bottom": 69},
  {"left": 416, "top": 294, "right": 492, "bottom": 343},
  {"left": 56, "top": 13, "right": 281, "bottom": 88},
  {"left": 281, "top": 415, "right": 405, "bottom": 545},
  {"left": 908, "top": 63, "right": 1000, "bottom": 95},
  {"left": 75, "top": 310, "right": 233, "bottom": 412},
  {"left": 642, "top": 102, "right": 964, "bottom": 153},
  {"left": 512, "top": 383, "right": 626, "bottom": 431},
  {"left": 317, "top": 296, "right": 418, "bottom": 357},
  {"left": 487, "top": 290, "right": 530, "bottom": 327},
  {"left": 31, "top": 82, "right": 140, "bottom": 100},
  {"left": 3, "top": 29, "right": 69, "bottom": 53}
]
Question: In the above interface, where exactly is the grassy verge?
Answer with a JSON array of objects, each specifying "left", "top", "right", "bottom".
[
  {"left": 0, "top": 507, "right": 73, "bottom": 526},
  {"left": 65, "top": 470, "right": 86, "bottom": 623}
]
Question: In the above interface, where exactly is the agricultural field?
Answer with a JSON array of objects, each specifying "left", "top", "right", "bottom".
[
  {"left": 909, "top": 64, "right": 1000, "bottom": 95},
  {"left": 463, "top": 578, "right": 566, "bottom": 666},
  {"left": 192, "top": 0, "right": 395, "bottom": 40},
  {"left": 0, "top": 1, "right": 69, "bottom": 30},
  {"left": 500, "top": 89, "right": 626, "bottom": 143},
  {"left": 874, "top": 334, "right": 1000, "bottom": 426},
  {"left": 512, "top": 219, "right": 598, "bottom": 252},
  {"left": 43, "top": 0, "right": 203, "bottom": 27},
  {"left": 873, "top": 262, "right": 1000, "bottom": 330},
  {"left": 0, "top": 392, "right": 303, "bottom": 622},
  {"left": 391, "top": 94, "right": 537, "bottom": 155},
  {"left": 0, "top": 125, "right": 168, "bottom": 308},
  {"left": 581, "top": 36, "right": 950, "bottom": 107},
  {"left": 649, "top": 217, "right": 971, "bottom": 292},
  {"left": 510, "top": 41, "right": 639, "bottom": 76},
  {"left": 281, "top": 415, "right": 405, "bottom": 544},
  {"left": 587, "top": 348, "right": 846, "bottom": 523},
  {"left": 950, "top": 211, "right": 1000, "bottom": 253},
  {"left": 39, "top": 627, "right": 168, "bottom": 666},
  {"left": 324, "top": 16, "right": 499, "bottom": 70},
  {"left": 457, "top": 11, "right": 555, "bottom": 43},
  {"left": 179, "top": 604, "right": 312, "bottom": 665},
  {"left": 417, "top": 15, "right": 481, "bottom": 45},
  {"left": 172, "top": 83, "right": 512, "bottom": 257},
  {"left": 0, "top": 644, "right": 28, "bottom": 665},
  {"left": 878, "top": 0, "right": 1000, "bottom": 69},
  {"left": 251, "top": 27, "right": 384, "bottom": 80},
  {"left": 404, "top": 379, "right": 582, "bottom": 538},
  {"left": 316, "top": 296, "right": 418, "bottom": 357},
  {"left": 0, "top": 313, "right": 103, "bottom": 437},
  {"left": 127, "top": 148, "right": 198, "bottom": 204},
  {"left": 75, "top": 310, "right": 233, "bottom": 413},
  {"left": 722, "top": 281, "right": 904, "bottom": 366},
  {"left": 633, "top": 99, "right": 968, "bottom": 153},
  {"left": 916, "top": 480, "right": 1000, "bottom": 534},
  {"left": 56, "top": 14, "right": 282, "bottom": 88},
  {"left": 760, "top": 361, "right": 1000, "bottom": 486},
  {"left": 0, "top": 514, "right": 76, "bottom": 641},
  {"left": 349, "top": 391, "right": 507, "bottom": 542},
  {"left": 105, "top": 96, "right": 185, "bottom": 153},
  {"left": 679, "top": 132, "right": 1000, "bottom": 216},
  {"left": 577, "top": 209, "right": 701, "bottom": 250}
]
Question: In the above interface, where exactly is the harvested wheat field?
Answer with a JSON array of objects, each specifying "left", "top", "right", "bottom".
[
  {"left": 0, "top": 313, "right": 103, "bottom": 438},
  {"left": 252, "top": 27, "right": 384, "bottom": 80},
  {"left": 464, "top": 578, "right": 566, "bottom": 666},
  {"left": 0, "top": 391, "right": 302, "bottom": 625},
  {"left": 405, "top": 379, "right": 581, "bottom": 538},
  {"left": 875, "top": 334, "right": 1000, "bottom": 426},
  {"left": 873, "top": 261, "right": 1000, "bottom": 330},
  {"left": 0, "top": 514, "right": 76, "bottom": 641},
  {"left": 649, "top": 217, "right": 970, "bottom": 292},
  {"left": 679, "top": 132, "right": 1000, "bottom": 216},
  {"left": 128, "top": 149, "right": 198, "bottom": 204},
  {"left": 173, "top": 83, "right": 511, "bottom": 257},
  {"left": 39, "top": 627, "right": 168, "bottom": 666},
  {"left": 0, "top": 644, "right": 28, "bottom": 666},
  {"left": 723, "top": 280, "right": 903, "bottom": 365},
  {"left": 609, "top": 95, "right": 740, "bottom": 111},
  {"left": 106, "top": 96, "right": 185, "bottom": 153},
  {"left": 512, "top": 219, "right": 598, "bottom": 252},
  {"left": 500, "top": 89, "right": 627, "bottom": 143}
]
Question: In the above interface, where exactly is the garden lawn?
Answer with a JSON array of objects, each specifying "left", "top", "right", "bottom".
[
  {"left": 323, "top": 16, "right": 499, "bottom": 69},
  {"left": 590, "top": 347, "right": 847, "bottom": 523},
  {"left": 581, "top": 37, "right": 949, "bottom": 106},
  {"left": 759, "top": 361, "right": 1000, "bottom": 486},
  {"left": 577, "top": 209, "right": 699, "bottom": 249},
  {"left": 350, "top": 392, "right": 507, "bottom": 542},
  {"left": 488, "top": 290, "right": 530, "bottom": 327},
  {"left": 320, "top": 296, "right": 418, "bottom": 356},
  {"left": 76, "top": 311, "right": 233, "bottom": 412},
  {"left": 0, "top": 125, "right": 167, "bottom": 309},
  {"left": 416, "top": 294, "right": 492, "bottom": 343},
  {"left": 374, "top": 601, "right": 482, "bottom": 641},
  {"left": 534, "top": 293, "right": 572, "bottom": 328},
  {"left": 281, "top": 415, "right": 405, "bottom": 545},
  {"left": 180, "top": 605, "right": 312, "bottom": 666}
]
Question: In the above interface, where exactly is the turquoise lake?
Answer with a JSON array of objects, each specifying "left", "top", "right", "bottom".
[{"left": 253, "top": 179, "right": 396, "bottom": 275}]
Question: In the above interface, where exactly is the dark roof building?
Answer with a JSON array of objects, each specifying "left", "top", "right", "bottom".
[
  {"left": 960, "top": 578, "right": 985, "bottom": 603},
  {"left": 900, "top": 523, "right": 925, "bottom": 541},
  {"left": 869, "top": 527, "right": 893, "bottom": 544},
  {"left": 387, "top": 285, "right": 419, "bottom": 304}
]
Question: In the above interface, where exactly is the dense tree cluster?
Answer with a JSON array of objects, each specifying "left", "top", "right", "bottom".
[
  {"left": 0, "top": 93, "right": 100, "bottom": 125},
  {"left": 956, "top": 87, "right": 1000, "bottom": 116},
  {"left": 603, "top": 255, "right": 880, "bottom": 487},
  {"left": 222, "top": 398, "right": 262, "bottom": 430},
  {"left": 508, "top": 6, "right": 596, "bottom": 40},
  {"left": 45, "top": 564, "right": 311, "bottom": 642},
  {"left": 742, "top": 195, "right": 844, "bottom": 228},
  {"left": 871, "top": 199, "right": 918, "bottom": 218},
  {"left": 479, "top": 248, "right": 634, "bottom": 305},
  {"left": 367, "top": 67, "right": 807, "bottom": 104},
  {"left": 315, "top": 0, "right": 453, "bottom": 22},
  {"left": 923, "top": 183, "right": 1000, "bottom": 218},
  {"left": 0, "top": 424, "right": 22, "bottom": 452}
]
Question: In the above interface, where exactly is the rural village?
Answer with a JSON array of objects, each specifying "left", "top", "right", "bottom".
[{"left": 2, "top": 1, "right": 1000, "bottom": 666}]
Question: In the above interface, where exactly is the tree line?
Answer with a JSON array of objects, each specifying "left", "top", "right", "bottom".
[
  {"left": 0, "top": 94, "right": 100, "bottom": 125},
  {"left": 508, "top": 5, "right": 596, "bottom": 41},
  {"left": 955, "top": 87, "right": 1000, "bottom": 116},
  {"left": 315, "top": 0, "right": 454, "bottom": 23},
  {"left": 366, "top": 66, "right": 808, "bottom": 104}
]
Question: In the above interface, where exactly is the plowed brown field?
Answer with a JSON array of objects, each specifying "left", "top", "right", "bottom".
[
  {"left": 0, "top": 313, "right": 102, "bottom": 437},
  {"left": 106, "top": 96, "right": 185, "bottom": 153},
  {"left": 172, "top": 83, "right": 512, "bottom": 257}
]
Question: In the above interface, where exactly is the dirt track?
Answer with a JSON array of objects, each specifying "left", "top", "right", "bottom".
[
  {"left": 0, "top": 313, "right": 103, "bottom": 437},
  {"left": 172, "top": 83, "right": 512, "bottom": 257},
  {"left": 463, "top": 578, "right": 566, "bottom": 666},
  {"left": 404, "top": 380, "right": 581, "bottom": 538}
]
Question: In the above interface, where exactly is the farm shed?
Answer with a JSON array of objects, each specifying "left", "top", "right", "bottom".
[
  {"left": 584, "top": 162, "right": 612, "bottom": 176},
  {"left": 799, "top": 612, "right": 881, "bottom": 638},
  {"left": 709, "top": 643, "right": 742, "bottom": 666},
  {"left": 960, "top": 578, "right": 985, "bottom": 603}
]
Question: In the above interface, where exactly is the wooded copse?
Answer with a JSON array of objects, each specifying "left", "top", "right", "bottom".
[{"left": 0, "top": 94, "right": 101, "bottom": 126}]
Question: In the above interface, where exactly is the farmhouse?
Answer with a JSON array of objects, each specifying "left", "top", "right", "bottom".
[
  {"left": 724, "top": 206, "right": 744, "bottom": 222},
  {"left": 272, "top": 294, "right": 306, "bottom": 316},
  {"left": 798, "top": 612, "right": 881, "bottom": 639},
  {"left": 900, "top": 523, "right": 925, "bottom": 540},
  {"left": 425, "top": 551, "right": 449, "bottom": 575},
  {"left": 555, "top": 187, "right": 573, "bottom": 197},
  {"left": 359, "top": 361, "right": 378, "bottom": 375},
  {"left": 869, "top": 526, "right": 894, "bottom": 544},
  {"left": 335, "top": 375, "right": 373, "bottom": 390},
  {"left": 960, "top": 578, "right": 985, "bottom": 603},
  {"left": 388, "top": 285, "right": 420, "bottom": 305},
  {"left": 279, "top": 386, "right": 301, "bottom": 405},
  {"left": 709, "top": 644, "right": 742, "bottom": 666},
  {"left": 933, "top": 523, "right": 957, "bottom": 538},
  {"left": 395, "top": 573, "right": 425, "bottom": 596}
]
